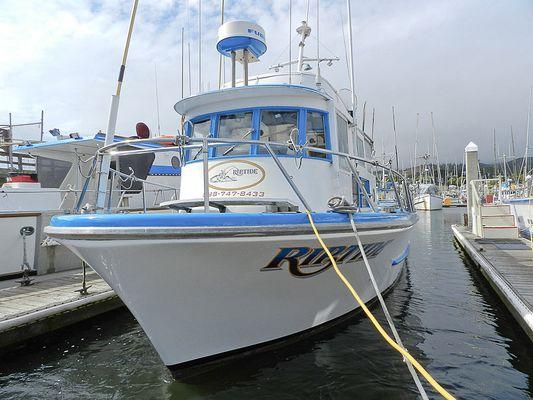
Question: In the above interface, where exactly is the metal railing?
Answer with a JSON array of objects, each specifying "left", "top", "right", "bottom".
[
  {"left": 89, "top": 135, "right": 413, "bottom": 214},
  {"left": 470, "top": 178, "right": 501, "bottom": 236}
]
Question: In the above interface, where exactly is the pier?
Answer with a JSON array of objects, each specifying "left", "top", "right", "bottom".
[{"left": 0, "top": 269, "right": 122, "bottom": 350}]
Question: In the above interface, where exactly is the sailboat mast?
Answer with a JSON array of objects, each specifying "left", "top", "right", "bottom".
[
  {"left": 524, "top": 87, "right": 532, "bottom": 182},
  {"left": 430, "top": 112, "right": 441, "bottom": 188},
  {"left": 392, "top": 106, "right": 399, "bottom": 171},
  {"left": 493, "top": 128, "right": 498, "bottom": 178}
]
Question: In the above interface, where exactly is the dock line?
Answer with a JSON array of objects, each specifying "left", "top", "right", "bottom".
[{"left": 306, "top": 210, "right": 455, "bottom": 400}]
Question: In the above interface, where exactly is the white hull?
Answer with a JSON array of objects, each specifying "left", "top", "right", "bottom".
[
  {"left": 50, "top": 220, "right": 413, "bottom": 376},
  {"left": 414, "top": 194, "right": 443, "bottom": 211},
  {"left": 506, "top": 199, "right": 533, "bottom": 239}
]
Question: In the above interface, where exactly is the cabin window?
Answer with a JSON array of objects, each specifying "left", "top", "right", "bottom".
[
  {"left": 217, "top": 112, "right": 253, "bottom": 156},
  {"left": 306, "top": 112, "right": 327, "bottom": 158},
  {"left": 191, "top": 118, "right": 211, "bottom": 138},
  {"left": 258, "top": 110, "right": 298, "bottom": 155},
  {"left": 336, "top": 114, "right": 350, "bottom": 170}
]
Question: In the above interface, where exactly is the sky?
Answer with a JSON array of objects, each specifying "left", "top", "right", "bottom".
[{"left": 1, "top": 0, "right": 532, "bottom": 164}]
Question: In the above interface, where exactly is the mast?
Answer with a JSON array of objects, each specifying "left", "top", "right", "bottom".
[
  {"left": 96, "top": 0, "right": 139, "bottom": 210},
  {"left": 392, "top": 106, "right": 399, "bottom": 171},
  {"left": 413, "top": 112, "right": 419, "bottom": 183},
  {"left": 493, "top": 128, "right": 498, "bottom": 178},
  {"left": 510, "top": 125, "right": 516, "bottom": 179},
  {"left": 430, "top": 112, "right": 442, "bottom": 188},
  {"left": 524, "top": 87, "right": 532, "bottom": 182}
]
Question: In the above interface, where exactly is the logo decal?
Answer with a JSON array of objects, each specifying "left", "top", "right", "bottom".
[
  {"left": 261, "top": 241, "right": 391, "bottom": 278},
  {"left": 208, "top": 160, "right": 265, "bottom": 190}
]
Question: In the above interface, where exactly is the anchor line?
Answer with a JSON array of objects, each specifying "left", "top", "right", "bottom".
[{"left": 305, "top": 210, "right": 455, "bottom": 400}]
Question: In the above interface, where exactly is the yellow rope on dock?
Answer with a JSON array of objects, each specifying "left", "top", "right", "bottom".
[{"left": 305, "top": 210, "right": 456, "bottom": 400}]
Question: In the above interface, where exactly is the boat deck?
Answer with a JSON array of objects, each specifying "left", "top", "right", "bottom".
[
  {"left": 0, "top": 269, "right": 122, "bottom": 350},
  {"left": 452, "top": 224, "right": 533, "bottom": 341}
]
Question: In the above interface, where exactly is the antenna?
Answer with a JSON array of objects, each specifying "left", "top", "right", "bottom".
[
  {"left": 315, "top": 0, "right": 321, "bottom": 86},
  {"left": 198, "top": 0, "right": 202, "bottom": 93},
  {"left": 361, "top": 101, "right": 367, "bottom": 132},
  {"left": 154, "top": 63, "right": 161, "bottom": 136},
  {"left": 218, "top": 0, "right": 225, "bottom": 89},
  {"left": 181, "top": 27, "right": 184, "bottom": 99},
  {"left": 346, "top": 0, "right": 357, "bottom": 123},
  {"left": 288, "top": 0, "right": 292, "bottom": 84},
  {"left": 186, "top": 0, "right": 191, "bottom": 96},
  {"left": 371, "top": 107, "right": 375, "bottom": 142}
]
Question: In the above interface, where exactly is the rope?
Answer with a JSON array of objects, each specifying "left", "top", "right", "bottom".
[
  {"left": 305, "top": 210, "right": 456, "bottom": 400},
  {"left": 348, "top": 214, "right": 428, "bottom": 399}
]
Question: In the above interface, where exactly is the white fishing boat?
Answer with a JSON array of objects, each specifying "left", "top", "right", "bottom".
[
  {"left": 45, "top": 15, "right": 417, "bottom": 378},
  {"left": 0, "top": 129, "right": 181, "bottom": 279},
  {"left": 414, "top": 184, "right": 443, "bottom": 211}
]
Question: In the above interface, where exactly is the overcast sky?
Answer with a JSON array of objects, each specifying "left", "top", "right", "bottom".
[{"left": 1, "top": 0, "right": 532, "bottom": 164}]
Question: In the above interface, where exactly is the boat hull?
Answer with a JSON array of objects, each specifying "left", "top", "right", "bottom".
[
  {"left": 414, "top": 194, "right": 443, "bottom": 211},
  {"left": 505, "top": 198, "right": 533, "bottom": 239},
  {"left": 46, "top": 213, "right": 415, "bottom": 377}
]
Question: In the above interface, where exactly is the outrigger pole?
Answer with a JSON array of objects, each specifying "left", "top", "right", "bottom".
[{"left": 96, "top": 0, "right": 139, "bottom": 210}]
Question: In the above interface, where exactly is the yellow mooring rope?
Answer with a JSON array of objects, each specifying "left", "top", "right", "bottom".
[{"left": 305, "top": 211, "right": 456, "bottom": 400}]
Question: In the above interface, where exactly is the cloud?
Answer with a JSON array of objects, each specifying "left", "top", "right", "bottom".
[{"left": 1, "top": 0, "right": 532, "bottom": 163}]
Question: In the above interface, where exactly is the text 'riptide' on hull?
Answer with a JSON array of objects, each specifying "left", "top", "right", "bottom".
[{"left": 45, "top": 18, "right": 418, "bottom": 378}]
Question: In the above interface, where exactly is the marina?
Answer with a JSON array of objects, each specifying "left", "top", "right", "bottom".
[{"left": 1, "top": 0, "right": 533, "bottom": 398}]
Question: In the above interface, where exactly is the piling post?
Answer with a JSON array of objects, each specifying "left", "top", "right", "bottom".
[{"left": 465, "top": 142, "right": 479, "bottom": 229}]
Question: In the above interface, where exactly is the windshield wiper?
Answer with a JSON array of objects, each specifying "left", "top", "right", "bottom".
[{"left": 222, "top": 129, "right": 254, "bottom": 156}]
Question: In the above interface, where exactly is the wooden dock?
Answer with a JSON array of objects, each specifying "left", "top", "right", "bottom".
[
  {"left": 452, "top": 224, "right": 533, "bottom": 341},
  {"left": 0, "top": 269, "right": 122, "bottom": 350}
]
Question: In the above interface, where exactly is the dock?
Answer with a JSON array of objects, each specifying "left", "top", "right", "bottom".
[
  {"left": 0, "top": 269, "right": 122, "bottom": 350},
  {"left": 452, "top": 224, "right": 533, "bottom": 341}
]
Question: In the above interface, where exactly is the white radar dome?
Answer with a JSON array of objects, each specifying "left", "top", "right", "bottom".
[{"left": 217, "top": 20, "right": 266, "bottom": 63}]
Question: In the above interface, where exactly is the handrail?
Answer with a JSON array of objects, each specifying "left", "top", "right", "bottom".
[{"left": 87, "top": 135, "right": 413, "bottom": 213}]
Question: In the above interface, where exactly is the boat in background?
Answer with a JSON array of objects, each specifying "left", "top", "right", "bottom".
[
  {"left": 0, "top": 128, "right": 181, "bottom": 279},
  {"left": 414, "top": 183, "right": 443, "bottom": 211},
  {"left": 45, "top": 16, "right": 417, "bottom": 378}
]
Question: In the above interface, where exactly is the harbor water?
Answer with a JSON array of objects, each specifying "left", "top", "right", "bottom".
[{"left": 1, "top": 208, "right": 532, "bottom": 399}]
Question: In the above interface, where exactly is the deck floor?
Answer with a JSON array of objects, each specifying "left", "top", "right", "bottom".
[{"left": 453, "top": 225, "right": 533, "bottom": 340}]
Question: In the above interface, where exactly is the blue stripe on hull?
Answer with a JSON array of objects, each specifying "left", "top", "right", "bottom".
[
  {"left": 50, "top": 211, "right": 413, "bottom": 228},
  {"left": 391, "top": 245, "right": 410, "bottom": 266}
]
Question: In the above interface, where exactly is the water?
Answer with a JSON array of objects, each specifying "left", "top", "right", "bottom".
[{"left": 1, "top": 208, "right": 532, "bottom": 399}]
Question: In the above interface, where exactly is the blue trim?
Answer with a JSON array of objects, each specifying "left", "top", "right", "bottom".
[
  {"left": 216, "top": 36, "right": 267, "bottom": 58},
  {"left": 149, "top": 165, "right": 181, "bottom": 176},
  {"left": 391, "top": 245, "right": 409, "bottom": 266},
  {"left": 15, "top": 133, "right": 165, "bottom": 152},
  {"left": 50, "top": 211, "right": 413, "bottom": 229},
  {"left": 185, "top": 106, "right": 331, "bottom": 164},
  {"left": 504, "top": 198, "right": 533, "bottom": 204}
]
